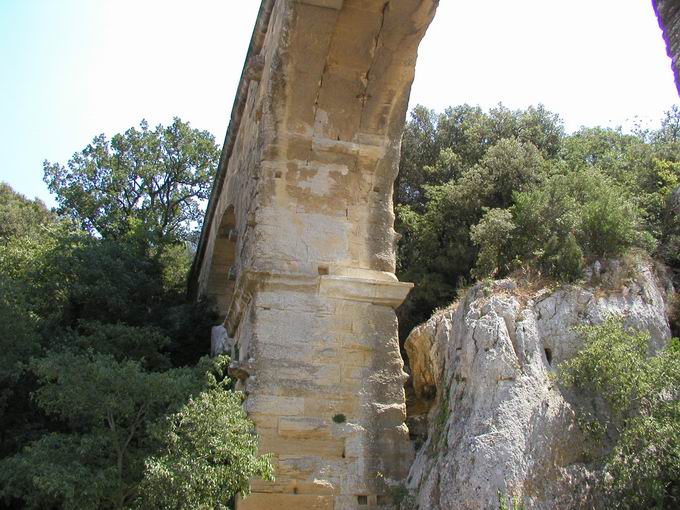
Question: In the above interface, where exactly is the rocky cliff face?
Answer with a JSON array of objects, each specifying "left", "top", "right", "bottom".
[{"left": 404, "top": 259, "right": 674, "bottom": 510}]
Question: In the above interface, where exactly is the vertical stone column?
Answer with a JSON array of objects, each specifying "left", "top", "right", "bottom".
[
  {"left": 234, "top": 272, "right": 413, "bottom": 509},
  {"left": 193, "top": 1, "right": 437, "bottom": 509}
]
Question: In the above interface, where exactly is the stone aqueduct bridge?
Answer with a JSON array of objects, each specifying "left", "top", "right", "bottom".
[{"left": 188, "top": 1, "right": 679, "bottom": 509}]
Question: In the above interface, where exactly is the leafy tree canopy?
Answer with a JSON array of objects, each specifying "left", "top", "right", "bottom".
[
  {"left": 396, "top": 104, "right": 680, "bottom": 335},
  {"left": 0, "top": 120, "right": 270, "bottom": 510},
  {"left": 0, "top": 183, "right": 54, "bottom": 242},
  {"left": 43, "top": 118, "right": 220, "bottom": 244}
]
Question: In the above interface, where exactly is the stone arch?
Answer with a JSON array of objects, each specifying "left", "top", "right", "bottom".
[{"left": 204, "top": 205, "right": 237, "bottom": 319}]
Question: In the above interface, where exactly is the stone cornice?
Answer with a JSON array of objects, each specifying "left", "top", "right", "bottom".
[
  {"left": 319, "top": 275, "right": 414, "bottom": 308},
  {"left": 223, "top": 269, "right": 413, "bottom": 335}
]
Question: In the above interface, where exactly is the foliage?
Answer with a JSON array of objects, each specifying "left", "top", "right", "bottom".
[
  {"left": 0, "top": 351, "right": 198, "bottom": 509},
  {"left": 43, "top": 118, "right": 220, "bottom": 244},
  {"left": 396, "top": 104, "right": 559, "bottom": 334},
  {"left": 137, "top": 369, "right": 274, "bottom": 509},
  {"left": 498, "top": 491, "right": 526, "bottom": 510},
  {"left": 559, "top": 319, "right": 680, "bottom": 508},
  {"left": 396, "top": 104, "right": 680, "bottom": 335},
  {"left": 0, "top": 183, "right": 54, "bottom": 241},
  {"left": 0, "top": 272, "right": 42, "bottom": 445},
  {"left": 502, "top": 169, "right": 646, "bottom": 280},
  {"left": 470, "top": 208, "right": 515, "bottom": 279},
  {"left": 387, "top": 483, "right": 416, "bottom": 510},
  {"left": 0, "top": 122, "right": 268, "bottom": 510},
  {"left": 0, "top": 350, "right": 272, "bottom": 510}
]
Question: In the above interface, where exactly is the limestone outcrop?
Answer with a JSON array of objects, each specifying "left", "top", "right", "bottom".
[{"left": 405, "top": 260, "right": 674, "bottom": 510}]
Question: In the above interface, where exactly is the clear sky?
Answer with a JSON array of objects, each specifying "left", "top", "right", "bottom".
[{"left": 0, "top": 0, "right": 677, "bottom": 206}]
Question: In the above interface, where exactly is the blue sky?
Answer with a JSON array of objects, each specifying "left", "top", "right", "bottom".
[{"left": 0, "top": 0, "right": 677, "bottom": 206}]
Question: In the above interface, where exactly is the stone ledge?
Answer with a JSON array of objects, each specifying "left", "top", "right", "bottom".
[
  {"left": 319, "top": 275, "right": 414, "bottom": 308},
  {"left": 225, "top": 270, "right": 413, "bottom": 333}
]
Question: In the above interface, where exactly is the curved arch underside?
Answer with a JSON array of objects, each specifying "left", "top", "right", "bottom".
[{"left": 204, "top": 206, "right": 237, "bottom": 319}]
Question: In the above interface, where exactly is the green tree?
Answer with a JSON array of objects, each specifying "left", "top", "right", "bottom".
[
  {"left": 138, "top": 375, "right": 274, "bottom": 509},
  {"left": 395, "top": 104, "right": 680, "bottom": 336},
  {"left": 1, "top": 148, "right": 265, "bottom": 509},
  {"left": 470, "top": 208, "right": 516, "bottom": 279},
  {"left": 560, "top": 319, "right": 680, "bottom": 508},
  {"left": 395, "top": 104, "right": 564, "bottom": 333},
  {"left": 506, "top": 169, "right": 647, "bottom": 280},
  {"left": 0, "top": 350, "right": 271, "bottom": 509},
  {"left": 43, "top": 118, "right": 220, "bottom": 244},
  {"left": 396, "top": 136, "right": 551, "bottom": 333},
  {"left": 0, "top": 183, "right": 54, "bottom": 241}
]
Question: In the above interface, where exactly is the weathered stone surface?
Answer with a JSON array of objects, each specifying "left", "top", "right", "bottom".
[
  {"left": 238, "top": 493, "right": 334, "bottom": 510},
  {"left": 670, "top": 184, "right": 680, "bottom": 215},
  {"left": 190, "top": 1, "right": 437, "bottom": 508},
  {"left": 405, "top": 260, "right": 673, "bottom": 510},
  {"left": 210, "top": 324, "right": 232, "bottom": 357},
  {"left": 654, "top": 0, "right": 680, "bottom": 94}
]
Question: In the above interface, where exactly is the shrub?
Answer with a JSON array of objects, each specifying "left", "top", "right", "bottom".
[
  {"left": 138, "top": 383, "right": 274, "bottom": 509},
  {"left": 541, "top": 232, "right": 584, "bottom": 282},
  {"left": 559, "top": 319, "right": 680, "bottom": 508},
  {"left": 509, "top": 170, "right": 645, "bottom": 280},
  {"left": 471, "top": 208, "right": 516, "bottom": 278}
]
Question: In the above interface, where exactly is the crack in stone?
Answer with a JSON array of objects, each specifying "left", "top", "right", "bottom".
[
  {"left": 308, "top": 10, "right": 342, "bottom": 163},
  {"left": 358, "top": 0, "right": 390, "bottom": 129}
]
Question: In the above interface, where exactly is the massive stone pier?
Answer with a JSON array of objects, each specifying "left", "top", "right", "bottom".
[
  {"left": 190, "top": 1, "right": 437, "bottom": 508},
  {"left": 189, "top": 1, "right": 680, "bottom": 509}
]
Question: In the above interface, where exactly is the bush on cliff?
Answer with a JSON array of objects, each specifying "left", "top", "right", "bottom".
[{"left": 559, "top": 319, "right": 680, "bottom": 509}]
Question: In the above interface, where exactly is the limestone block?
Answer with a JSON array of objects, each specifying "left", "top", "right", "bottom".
[
  {"left": 278, "top": 416, "right": 331, "bottom": 439},
  {"left": 258, "top": 435, "right": 345, "bottom": 458},
  {"left": 341, "top": 364, "right": 371, "bottom": 381},
  {"left": 303, "top": 396, "right": 356, "bottom": 417},
  {"left": 245, "top": 395, "right": 305, "bottom": 416},
  {"left": 237, "top": 493, "right": 334, "bottom": 510},
  {"left": 296, "top": 479, "right": 337, "bottom": 495},
  {"left": 250, "top": 478, "right": 296, "bottom": 494}
]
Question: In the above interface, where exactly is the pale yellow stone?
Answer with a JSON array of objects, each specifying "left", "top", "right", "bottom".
[
  {"left": 237, "top": 493, "right": 333, "bottom": 510},
  {"left": 192, "top": 0, "right": 438, "bottom": 508}
]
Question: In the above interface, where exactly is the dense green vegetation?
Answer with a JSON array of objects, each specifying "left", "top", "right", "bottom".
[
  {"left": 0, "top": 120, "right": 272, "bottom": 510},
  {"left": 2, "top": 104, "right": 679, "bottom": 508},
  {"left": 396, "top": 104, "right": 680, "bottom": 335},
  {"left": 560, "top": 320, "right": 680, "bottom": 509},
  {"left": 397, "top": 104, "right": 680, "bottom": 507}
]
